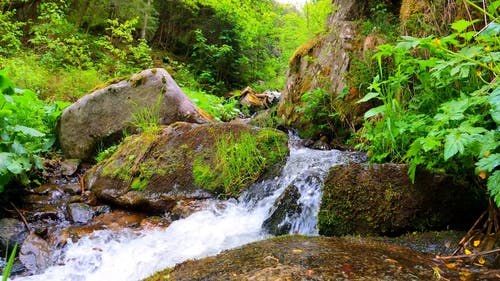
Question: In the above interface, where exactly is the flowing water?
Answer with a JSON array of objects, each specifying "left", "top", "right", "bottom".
[{"left": 12, "top": 140, "right": 365, "bottom": 281}]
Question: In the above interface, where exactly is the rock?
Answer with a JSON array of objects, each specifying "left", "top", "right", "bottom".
[
  {"left": 86, "top": 122, "right": 289, "bottom": 212},
  {"left": 0, "top": 218, "right": 28, "bottom": 249},
  {"left": 58, "top": 68, "right": 212, "bottom": 160},
  {"left": 60, "top": 159, "right": 80, "bottom": 176},
  {"left": 262, "top": 184, "right": 302, "bottom": 236},
  {"left": 318, "top": 163, "right": 487, "bottom": 236},
  {"left": 19, "top": 233, "right": 52, "bottom": 274},
  {"left": 144, "top": 235, "right": 451, "bottom": 281},
  {"left": 277, "top": 0, "right": 370, "bottom": 139},
  {"left": 67, "top": 203, "right": 95, "bottom": 224}
]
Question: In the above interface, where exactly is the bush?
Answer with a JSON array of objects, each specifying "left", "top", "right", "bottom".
[{"left": 0, "top": 71, "right": 69, "bottom": 192}]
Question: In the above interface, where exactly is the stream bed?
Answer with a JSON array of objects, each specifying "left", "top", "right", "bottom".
[{"left": 10, "top": 144, "right": 365, "bottom": 281}]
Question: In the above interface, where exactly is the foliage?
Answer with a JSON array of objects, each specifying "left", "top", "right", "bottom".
[
  {"left": 355, "top": 12, "right": 500, "bottom": 205},
  {"left": 295, "top": 87, "right": 337, "bottom": 136},
  {"left": 95, "top": 144, "right": 118, "bottom": 163},
  {"left": 183, "top": 87, "right": 240, "bottom": 122},
  {"left": 129, "top": 95, "right": 163, "bottom": 133},
  {"left": 1, "top": 243, "right": 17, "bottom": 281},
  {"left": 0, "top": 54, "right": 103, "bottom": 101},
  {"left": 0, "top": 71, "right": 69, "bottom": 192},
  {"left": 0, "top": 9, "right": 25, "bottom": 55},
  {"left": 193, "top": 129, "right": 288, "bottom": 196}
]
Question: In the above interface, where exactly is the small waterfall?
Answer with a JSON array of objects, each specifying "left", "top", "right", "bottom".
[{"left": 12, "top": 143, "right": 364, "bottom": 281}]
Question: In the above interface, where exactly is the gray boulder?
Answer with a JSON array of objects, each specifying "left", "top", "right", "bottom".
[{"left": 58, "top": 68, "right": 212, "bottom": 160}]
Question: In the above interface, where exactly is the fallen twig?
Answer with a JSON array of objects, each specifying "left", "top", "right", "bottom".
[
  {"left": 10, "top": 202, "right": 31, "bottom": 233},
  {"left": 437, "top": 248, "right": 500, "bottom": 260}
]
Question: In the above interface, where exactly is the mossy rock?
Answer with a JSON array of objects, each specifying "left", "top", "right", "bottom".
[
  {"left": 86, "top": 122, "right": 289, "bottom": 212},
  {"left": 318, "top": 163, "right": 487, "bottom": 236},
  {"left": 144, "top": 235, "right": 449, "bottom": 281}
]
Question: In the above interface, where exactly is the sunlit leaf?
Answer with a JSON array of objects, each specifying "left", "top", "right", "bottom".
[
  {"left": 292, "top": 249, "right": 303, "bottom": 254},
  {"left": 478, "top": 256, "right": 486, "bottom": 265},
  {"left": 444, "top": 131, "right": 469, "bottom": 160},
  {"left": 476, "top": 153, "right": 500, "bottom": 173},
  {"left": 473, "top": 240, "right": 481, "bottom": 247},
  {"left": 356, "top": 92, "right": 379, "bottom": 104},
  {"left": 364, "top": 105, "right": 386, "bottom": 119},
  {"left": 464, "top": 249, "right": 472, "bottom": 255},
  {"left": 11, "top": 125, "right": 45, "bottom": 137},
  {"left": 451, "top": 19, "right": 475, "bottom": 33}
]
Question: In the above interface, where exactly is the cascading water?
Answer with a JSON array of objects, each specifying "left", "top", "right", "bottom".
[{"left": 12, "top": 139, "right": 365, "bottom": 281}]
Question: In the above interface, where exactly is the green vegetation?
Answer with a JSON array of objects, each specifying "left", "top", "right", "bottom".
[
  {"left": 1, "top": 243, "right": 17, "bottom": 281},
  {"left": 193, "top": 129, "right": 288, "bottom": 196},
  {"left": 0, "top": 71, "right": 68, "bottom": 192},
  {"left": 354, "top": 7, "right": 500, "bottom": 205}
]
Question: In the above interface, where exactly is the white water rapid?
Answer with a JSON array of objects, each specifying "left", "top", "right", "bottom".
[{"left": 12, "top": 141, "right": 364, "bottom": 281}]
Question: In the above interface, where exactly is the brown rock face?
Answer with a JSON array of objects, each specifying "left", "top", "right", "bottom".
[
  {"left": 58, "top": 68, "right": 211, "bottom": 160},
  {"left": 277, "top": 0, "right": 371, "bottom": 139},
  {"left": 318, "top": 163, "right": 487, "bottom": 236}
]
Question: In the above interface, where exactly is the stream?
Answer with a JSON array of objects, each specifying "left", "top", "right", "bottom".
[{"left": 11, "top": 139, "right": 365, "bottom": 281}]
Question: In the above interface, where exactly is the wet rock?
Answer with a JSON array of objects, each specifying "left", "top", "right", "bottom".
[
  {"left": 29, "top": 205, "right": 60, "bottom": 221},
  {"left": 262, "top": 185, "right": 302, "bottom": 236},
  {"left": 19, "top": 233, "right": 52, "bottom": 274},
  {"left": 58, "top": 68, "right": 212, "bottom": 160},
  {"left": 318, "top": 163, "right": 487, "bottom": 236},
  {"left": 62, "top": 183, "right": 82, "bottom": 195},
  {"left": 144, "top": 235, "right": 448, "bottom": 281},
  {"left": 58, "top": 210, "right": 147, "bottom": 244},
  {"left": 0, "top": 218, "right": 28, "bottom": 249},
  {"left": 60, "top": 159, "right": 81, "bottom": 176},
  {"left": 140, "top": 216, "right": 171, "bottom": 230},
  {"left": 67, "top": 203, "right": 95, "bottom": 224},
  {"left": 86, "top": 122, "right": 289, "bottom": 212},
  {"left": 169, "top": 199, "right": 212, "bottom": 220}
]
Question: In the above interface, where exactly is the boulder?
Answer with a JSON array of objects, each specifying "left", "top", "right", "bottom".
[
  {"left": 86, "top": 122, "right": 289, "bottom": 212},
  {"left": 58, "top": 68, "right": 212, "bottom": 160},
  {"left": 144, "top": 235, "right": 454, "bottom": 281},
  {"left": 277, "top": 0, "right": 371, "bottom": 139},
  {"left": 67, "top": 203, "right": 94, "bottom": 224},
  {"left": 318, "top": 163, "right": 487, "bottom": 236},
  {"left": 19, "top": 233, "right": 52, "bottom": 274}
]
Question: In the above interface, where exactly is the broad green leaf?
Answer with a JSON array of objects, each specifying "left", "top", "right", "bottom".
[
  {"left": 489, "top": 87, "right": 500, "bottom": 124},
  {"left": 451, "top": 19, "right": 475, "bottom": 33},
  {"left": 488, "top": 171, "right": 500, "bottom": 207},
  {"left": 396, "top": 36, "right": 420, "bottom": 50},
  {"left": 11, "top": 141, "right": 28, "bottom": 155},
  {"left": 476, "top": 153, "right": 500, "bottom": 173},
  {"left": 443, "top": 131, "right": 469, "bottom": 160},
  {"left": 458, "top": 46, "right": 482, "bottom": 59},
  {"left": 439, "top": 98, "right": 469, "bottom": 121},
  {"left": 11, "top": 125, "right": 45, "bottom": 137},
  {"left": 364, "top": 105, "right": 386, "bottom": 119},
  {"left": 356, "top": 92, "right": 379, "bottom": 104},
  {"left": 7, "top": 157, "right": 31, "bottom": 174},
  {"left": 421, "top": 136, "right": 441, "bottom": 152},
  {"left": 0, "top": 152, "right": 14, "bottom": 173}
]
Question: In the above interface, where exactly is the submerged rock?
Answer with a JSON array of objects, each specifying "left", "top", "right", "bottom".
[
  {"left": 262, "top": 184, "right": 302, "bottom": 236},
  {"left": 86, "top": 122, "right": 289, "bottom": 212},
  {"left": 58, "top": 68, "right": 212, "bottom": 160},
  {"left": 144, "top": 235, "right": 449, "bottom": 281},
  {"left": 318, "top": 163, "right": 486, "bottom": 236}
]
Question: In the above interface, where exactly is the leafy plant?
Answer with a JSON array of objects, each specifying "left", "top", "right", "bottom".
[
  {"left": 184, "top": 87, "right": 241, "bottom": 122},
  {"left": 0, "top": 71, "right": 68, "bottom": 192},
  {"left": 355, "top": 14, "right": 500, "bottom": 204}
]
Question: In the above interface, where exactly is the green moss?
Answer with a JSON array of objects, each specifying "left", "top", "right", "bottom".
[{"left": 89, "top": 75, "right": 131, "bottom": 93}]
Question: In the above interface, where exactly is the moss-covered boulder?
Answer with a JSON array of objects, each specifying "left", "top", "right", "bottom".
[
  {"left": 144, "top": 235, "right": 450, "bottom": 281},
  {"left": 318, "top": 163, "right": 486, "bottom": 236},
  {"left": 58, "top": 68, "right": 212, "bottom": 160},
  {"left": 86, "top": 122, "right": 289, "bottom": 212}
]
